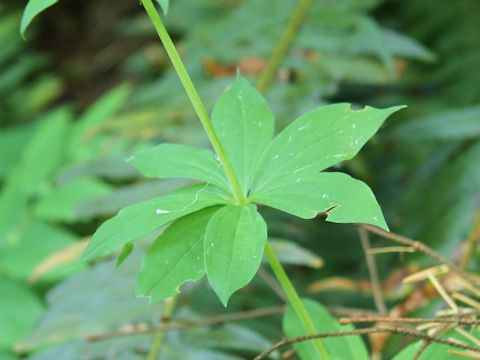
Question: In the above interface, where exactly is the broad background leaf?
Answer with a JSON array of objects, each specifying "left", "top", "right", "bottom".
[
  {"left": 0, "top": 280, "right": 43, "bottom": 349},
  {"left": 34, "top": 177, "right": 112, "bottom": 223},
  {"left": 19, "top": 251, "right": 271, "bottom": 359},
  {"left": 390, "top": 105, "right": 480, "bottom": 143},
  {"left": 204, "top": 204, "right": 267, "bottom": 306},
  {"left": 283, "top": 298, "right": 369, "bottom": 360},
  {"left": 268, "top": 238, "right": 323, "bottom": 269}
]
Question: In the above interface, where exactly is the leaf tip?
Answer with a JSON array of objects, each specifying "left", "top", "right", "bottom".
[{"left": 219, "top": 294, "right": 230, "bottom": 307}]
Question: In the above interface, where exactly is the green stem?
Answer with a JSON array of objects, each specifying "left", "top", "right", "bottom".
[
  {"left": 256, "top": 0, "right": 312, "bottom": 93},
  {"left": 146, "top": 296, "right": 177, "bottom": 360},
  {"left": 141, "top": 0, "right": 246, "bottom": 205},
  {"left": 264, "top": 242, "right": 330, "bottom": 359},
  {"left": 142, "top": 2, "right": 328, "bottom": 358}
]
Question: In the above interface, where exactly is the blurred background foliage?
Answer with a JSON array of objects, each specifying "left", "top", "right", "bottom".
[{"left": 0, "top": 0, "right": 479, "bottom": 359}]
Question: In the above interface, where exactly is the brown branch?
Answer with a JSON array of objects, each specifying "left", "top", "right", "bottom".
[
  {"left": 360, "top": 224, "right": 480, "bottom": 288},
  {"left": 254, "top": 326, "right": 480, "bottom": 360},
  {"left": 86, "top": 305, "right": 285, "bottom": 341},
  {"left": 339, "top": 316, "right": 480, "bottom": 326},
  {"left": 358, "top": 227, "right": 388, "bottom": 316}
]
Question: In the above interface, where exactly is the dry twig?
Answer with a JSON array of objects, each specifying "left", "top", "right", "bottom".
[
  {"left": 358, "top": 227, "right": 387, "bottom": 315},
  {"left": 254, "top": 326, "right": 480, "bottom": 360},
  {"left": 87, "top": 305, "right": 284, "bottom": 341},
  {"left": 361, "top": 224, "right": 480, "bottom": 288},
  {"left": 339, "top": 316, "right": 480, "bottom": 326}
]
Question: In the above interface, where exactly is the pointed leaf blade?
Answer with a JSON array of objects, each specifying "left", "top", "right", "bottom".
[
  {"left": 20, "top": 0, "right": 59, "bottom": 38},
  {"left": 129, "top": 144, "right": 230, "bottom": 191},
  {"left": 156, "top": 0, "right": 169, "bottom": 14},
  {"left": 204, "top": 204, "right": 267, "bottom": 306},
  {"left": 252, "top": 172, "right": 388, "bottom": 230},
  {"left": 137, "top": 206, "right": 220, "bottom": 303},
  {"left": 252, "top": 104, "right": 404, "bottom": 192},
  {"left": 81, "top": 184, "right": 229, "bottom": 261},
  {"left": 212, "top": 75, "right": 275, "bottom": 193}
]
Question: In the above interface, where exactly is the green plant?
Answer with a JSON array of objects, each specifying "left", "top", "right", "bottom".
[{"left": 79, "top": 1, "right": 403, "bottom": 358}]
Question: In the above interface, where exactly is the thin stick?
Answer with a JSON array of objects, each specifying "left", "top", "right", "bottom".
[
  {"left": 339, "top": 317, "right": 480, "bottom": 326},
  {"left": 361, "top": 224, "right": 480, "bottom": 288},
  {"left": 453, "top": 292, "right": 480, "bottom": 310},
  {"left": 254, "top": 326, "right": 480, "bottom": 360},
  {"left": 427, "top": 272, "right": 458, "bottom": 312},
  {"left": 448, "top": 349, "right": 480, "bottom": 359},
  {"left": 368, "top": 246, "right": 415, "bottom": 255},
  {"left": 403, "top": 265, "right": 449, "bottom": 284},
  {"left": 358, "top": 227, "right": 387, "bottom": 315},
  {"left": 455, "top": 328, "right": 480, "bottom": 348},
  {"left": 87, "top": 305, "right": 285, "bottom": 341}
]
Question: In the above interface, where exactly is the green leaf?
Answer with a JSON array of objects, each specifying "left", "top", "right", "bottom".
[
  {"left": 156, "top": 0, "right": 169, "bottom": 14},
  {"left": 34, "top": 177, "right": 113, "bottom": 223},
  {"left": 137, "top": 207, "right": 220, "bottom": 303},
  {"left": 392, "top": 328, "right": 478, "bottom": 360},
  {"left": 81, "top": 184, "right": 229, "bottom": 261},
  {"left": 17, "top": 251, "right": 162, "bottom": 353},
  {"left": 0, "top": 221, "right": 76, "bottom": 280},
  {"left": 7, "top": 107, "right": 71, "bottom": 194},
  {"left": 252, "top": 172, "right": 388, "bottom": 230},
  {"left": 212, "top": 75, "right": 275, "bottom": 193},
  {"left": 204, "top": 204, "right": 267, "bottom": 306},
  {"left": 0, "top": 280, "right": 44, "bottom": 348},
  {"left": 252, "top": 103, "right": 404, "bottom": 193},
  {"left": 391, "top": 105, "right": 480, "bottom": 143},
  {"left": 283, "top": 298, "right": 369, "bottom": 360},
  {"left": 129, "top": 143, "right": 230, "bottom": 191},
  {"left": 68, "top": 84, "right": 130, "bottom": 160},
  {"left": 268, "top": 238, "right": 323, "bottom": 269},
  {"left": 20, "top": 0, "right": 59, "bottom": 39},
  {"left": 116, "top": 243, "right": 134, "bottom": 268}
]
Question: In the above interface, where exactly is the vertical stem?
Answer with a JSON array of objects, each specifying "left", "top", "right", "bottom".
[
  {"left": 265, "top": 242, "right": 330, "bottom": 359},
  {"left": 141, "top": 0, "right": 246, "bottom": 205},
  {"left": 256, "top": 0, "right": 312, "bottom": 93},
  {"left": 358, "top": 228, "right": 387, "bottom": 316},
  {"left": 146, "top": 296, "right": 177, "bottom": 360}
]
